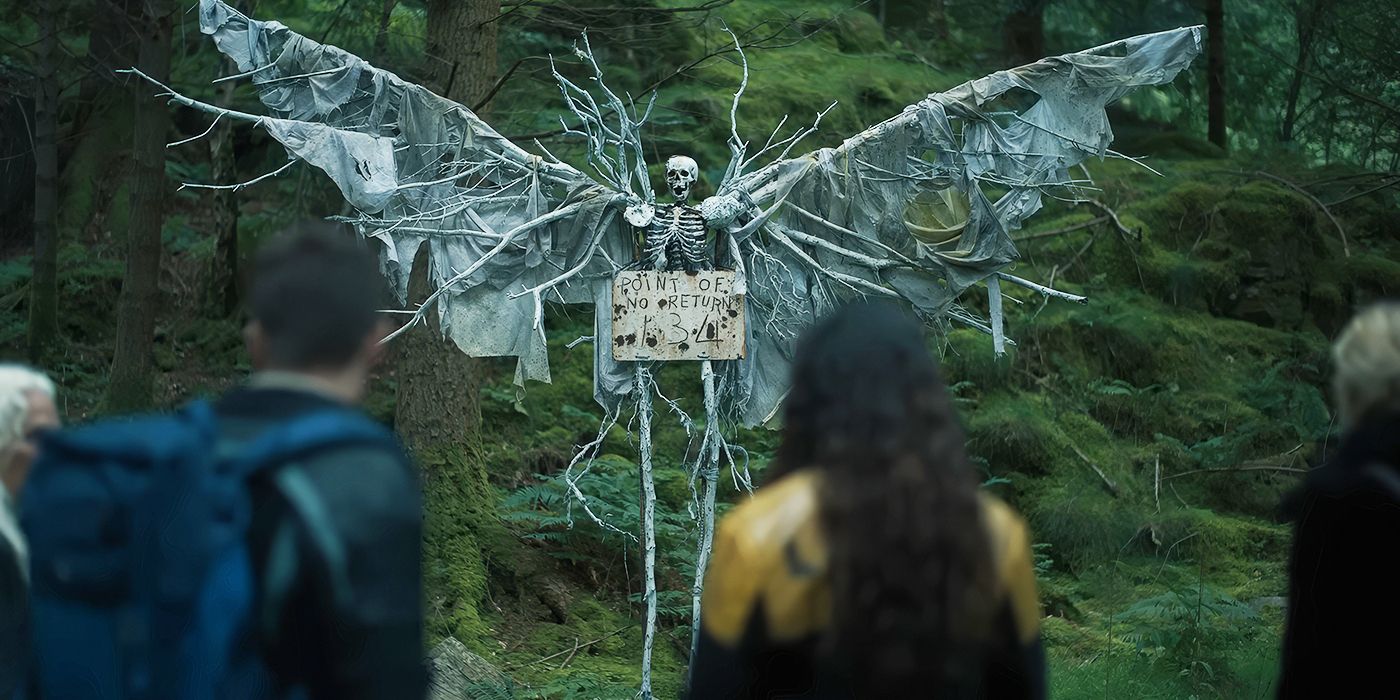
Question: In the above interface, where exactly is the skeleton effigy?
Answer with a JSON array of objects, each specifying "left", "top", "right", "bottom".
[{"left": 136, "top": 2, "right": 1203, "bottom": 694}]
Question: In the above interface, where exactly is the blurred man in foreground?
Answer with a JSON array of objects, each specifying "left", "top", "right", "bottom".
[
  {"left": 1279, "top": 302, "right": 1400, "bottom": 698},
  {"left": 0, "top": 365, "right": 57, "bottom": 699},
  {"left": 24, "top": 226, "right": 425, "bottom": 700},
  {"left": 215, "top": 226, "right": 426, "bottom": 698}
]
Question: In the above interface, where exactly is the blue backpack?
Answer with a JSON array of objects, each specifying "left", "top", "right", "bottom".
[{"left": 20, "top": 399, "right": 400, "bottom": 699}]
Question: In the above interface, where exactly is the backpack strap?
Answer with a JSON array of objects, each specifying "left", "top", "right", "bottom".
[
  {"left": 231, "top": 410, "right": 404, "bottom": 640},
  {"left": 1362, "top": 462, "right": 1400, "bottom": 504}
]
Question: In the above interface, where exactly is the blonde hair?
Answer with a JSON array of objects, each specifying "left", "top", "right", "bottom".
[
  {"left": 0, "top": 364, "right": 56, "bottom": 468},
  {"left": 1333, "top": 302, "right": 1400, "bottom": 430}
]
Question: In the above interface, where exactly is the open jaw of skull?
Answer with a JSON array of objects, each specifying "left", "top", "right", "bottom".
[{"left": 665, "top": 155, "right": 699, "bottom": 202}]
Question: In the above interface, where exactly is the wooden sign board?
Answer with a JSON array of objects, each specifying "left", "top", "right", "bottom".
[{"left": 611, "top": 271, "right": 746, "bottom": 361}]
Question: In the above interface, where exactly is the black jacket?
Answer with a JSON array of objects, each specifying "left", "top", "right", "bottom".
[
  {"left": 216, "top": 383, "right": 427, "bottom": 700},
  {"left": 686, "top": 470, "right": 1046, "bottom": 699},
  {"left": 1278, "top": 409, "right": 1400, "bottom": 699},
  {"left": 0, "top": 510, "right": 26, "bottom": 700}
]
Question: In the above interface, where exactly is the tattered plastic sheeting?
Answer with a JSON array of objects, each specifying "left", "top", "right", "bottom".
[
  {"left": 195, "top": 0, "right": 1201, "bottom": 426},
  {"left": 717, "top": 25, "right": 1202, "bottom": 425},
  {"left": 199, "top": 0, "right": 622, "bottom": 397}
]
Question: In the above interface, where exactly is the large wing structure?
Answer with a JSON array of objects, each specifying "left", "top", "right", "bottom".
[
  {"left": 718, "top": 27, "right": 1203, "bottom": 426},
  {"left": 186, "top": 1, "right": 1201, "bottom": 426},
  {"left": 196, "top": 0, "right": 632, "bottom": 394}
]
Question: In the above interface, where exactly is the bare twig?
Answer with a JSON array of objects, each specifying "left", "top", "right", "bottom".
[
  {"left": 1325, "top": 176, "right": 1400, "bottom": 207},
  {"left": 1164, "top": 465, "right": 1308, "bottom": 480},
  {"left": 1248, "top": 170, "right": 1351, "bottom": 257},
  {"left": 558, "top": 637, "right": 581, "bottom": 669},
  {"left": 1014, "top": 215, "right": 1109, "bottom": 242},
  {"left": 1085, "top": 200, "right": 1138, "bottom": 241},
  {"left": 513, "top": 627, "right": 631, "bottom": 669},
  {"left": 1154, "top": 454, "right": 1161, "bottom": 514},
  {"left": 179, "top": 159, "right": 297, "bottom": 192},
  {"left": 1071, "top": 444, "right": 1119, "bottom": 497},
  {"left": 996, "top": 272, "right": 1087, "bottom": 304}
]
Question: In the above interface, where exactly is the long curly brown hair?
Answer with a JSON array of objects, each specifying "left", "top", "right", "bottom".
[{"left": 771, "top": 301, "right": 999, "bottom": 696}]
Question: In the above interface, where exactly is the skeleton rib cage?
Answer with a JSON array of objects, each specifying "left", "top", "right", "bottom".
[{"left": 642, "top": 204, "right": 711, "bottom": 273}]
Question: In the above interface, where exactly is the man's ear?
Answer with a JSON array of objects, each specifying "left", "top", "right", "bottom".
[{"left": 245, "top": 321, "right": 270, "bottom": 370}]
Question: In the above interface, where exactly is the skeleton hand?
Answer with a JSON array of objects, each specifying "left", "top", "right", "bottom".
[
  {"left": 624, "top": 196, "right": 656, "bottom": 228},
  {"left": 698, "top": 189, "right": 757, "bottom": 229}
]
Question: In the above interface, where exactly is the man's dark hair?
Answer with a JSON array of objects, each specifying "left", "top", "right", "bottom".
[{"left": 249, "top": 222, "right": 382, "bottom": 369}]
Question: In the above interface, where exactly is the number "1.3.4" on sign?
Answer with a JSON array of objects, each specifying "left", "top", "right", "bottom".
[{"left": 611, "top": 271, "right": 746, "bottom": 361}]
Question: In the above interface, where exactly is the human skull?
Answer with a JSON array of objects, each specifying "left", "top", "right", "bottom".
[{"left": 665, "top": 155, "right": 699, "bottom": 203}]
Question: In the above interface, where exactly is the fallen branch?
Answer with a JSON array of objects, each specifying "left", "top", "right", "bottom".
[
  {"left": 1085, "top": 200, "right": 1138, "bottom": 241},
  {"left": 1326, "top": 176, "right": 1400, "bottom": 208},
  {"left": 1070, "top": 444, "right": 1119, "bottom": 497},
  {"left": 1014, "top": 215, "right": 1108, "bottom": 242},
  {"left": 1249, "top": 170, "right": 1350, "bottom": 257},
  {"left": 514, "top": 627, "right": 631, "bottom": 669},
  {"left": 1164, "top": 465, "right": 1307, "bottom": 480},
  {"left": 558, "top": 636, "right": 581, "bottom": 669}
]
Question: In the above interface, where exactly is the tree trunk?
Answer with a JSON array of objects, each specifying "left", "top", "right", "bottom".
[
  {"left": 1003, "top": 0, "right": 1048, "bottom": 67},
  {"left": 394, "top": 243, "right": 483, "bottom": 453},
  {"left": 76, "top": 0, "right": 137, "bottom": 129},
  {"left": 206, "top": 75, "right": 240, "bottom": 317},
  {"left": 426, "top": 0, "right": 499, "bottom": 107},
  {"left": 927, "top": 0, "right": 950, "bottom": 42},
  {"left": 28, "top": 0, "right": 59, "bottom": 362},
  {"left": 106, "top": 0, "right": 172, "bottom": 412},
  {"left": 395, "top": 0, "right": 499, "bottom": 453},
  {"left": 1281, "top": 0, "right": 1328, "bottom": 143},
  {"left": 1206, "top": 0, "right": 1227, "bottom": 151},
  {"left": 374, "top": 0, "right": 398, "bottom": 63}
]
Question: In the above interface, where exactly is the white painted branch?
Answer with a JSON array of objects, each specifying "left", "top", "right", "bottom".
[
  {"left": 167, "top": 112, "right": 222, "bottom": 148},
  {"left": 212, "top": 62, "right": 275, "bottom": 83},
  {"left": 180, "top": 159, "right": 296, "bottom": 192},
  {"left": 379, "top": 196, "right": 614, "bottom": 344},
  {"left": 987, "top": 275, "right": 1006, "bottom": 356},
  {"left": 996, "top": 272, "right": 1088, "bottom": 303},
  {"left": 561, "top": 411, "right": 636, "bottom": 541},
  {"left": 120, "top": 68, "right": 267, "bottom": 125},
  {"left": 769, "top": 226, "right": 899, "bottom": 298},
  {"left": 689, "top": 360, "right": 722, "bottom": 666},
  {"left": 784, "top": 202, "right": 919, "bottom": 266},
  {"left": 635, "top": 363, "right": 658, "bottom": 700}
]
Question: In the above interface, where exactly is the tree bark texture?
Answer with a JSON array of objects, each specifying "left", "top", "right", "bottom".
[
  {"left": 374, "top": 0, "right": 398, "bottom": 64},
  {"left": 394, "top": 243, "right": 484, "bottom": 454},
  {"left": 927, "top": 0, "right": 950, "bottom": 42},
  {"left": 77, "top": 0, "right": 137, "bottom": 128},
  {"left": 106, "top": 0, "right": 172, "bottom": 412},
  {"left": 207, "top": 75, "right": 240, "bottom": 317},
  {"left": 29, "top": 0, "right": 59, "bottom": 362},
  {"left": 1003, "top": 0, "right": 1048, "bottom": 67},
  {"left": 1281, "top": 0, "right": 1329, "bottom": 143},
  {"left": 395, "top": 0, "right": 499, "bottom": 453},
  {"left": 1206, "top": 0, "right": 1227, "bottom": 150},
  {"left": 426, "top": 0, "right": 500, "bottom": 106}
]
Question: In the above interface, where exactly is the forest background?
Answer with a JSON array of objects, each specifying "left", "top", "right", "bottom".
[{"left": 2, "top": 0, "right": 1399, "bottom": 697}]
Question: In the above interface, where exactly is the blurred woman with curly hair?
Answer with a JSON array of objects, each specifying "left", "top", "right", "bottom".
[{"left": 686, "top": 301, "right": 1046, "bottom": 699}]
